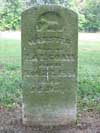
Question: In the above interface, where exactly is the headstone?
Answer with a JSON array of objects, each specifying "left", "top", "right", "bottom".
[{"left": 22, "top": 5, "right": 78, "bottom": 127}]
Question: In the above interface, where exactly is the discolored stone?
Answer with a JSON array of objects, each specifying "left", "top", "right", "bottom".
[{"left": 21, "top": 5, "right": 78, "bottom": 126}]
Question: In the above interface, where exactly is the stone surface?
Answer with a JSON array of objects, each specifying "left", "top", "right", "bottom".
[{"left": 21, "top": 5, "right": 78, "bottom": 126}]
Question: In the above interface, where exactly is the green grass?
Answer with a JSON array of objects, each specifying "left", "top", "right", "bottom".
[
  {"left": 0, "top": 38, "right": 100, "bottom": 110},
  {"left": 0, "top": 39, "right": 21, "bottom": 70},
  {"left": 0, "top": 39, "right": 21, "bottom": 107},
  {"left": 78, "top": 41, "right": 100, "bottom": 111},
  {"left": 78, "top": 41, "right": 100, "bottom": 97}
]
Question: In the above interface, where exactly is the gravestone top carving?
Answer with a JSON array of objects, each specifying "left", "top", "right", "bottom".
[{"left": 22, "top": 5, "right": 78, "bottom": 126}]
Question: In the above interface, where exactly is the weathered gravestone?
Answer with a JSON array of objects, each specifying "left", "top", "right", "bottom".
[{"left": 22, "top": 5, "right": 78, "bottom": 127}]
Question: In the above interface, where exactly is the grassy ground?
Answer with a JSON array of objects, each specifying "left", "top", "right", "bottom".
[
  {"left": 78, "top": 41, "right": 100, "bottom": 112},
  {"left": 0, "top": 39, "right": 21, "bottom": 108},
  {"left": 0, "top": 38, "right": 100, "bottom": 111}
]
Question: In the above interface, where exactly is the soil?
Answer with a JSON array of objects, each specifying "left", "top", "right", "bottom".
[{"left": 0, "top": 106, "right": 100, "bottom": 133}]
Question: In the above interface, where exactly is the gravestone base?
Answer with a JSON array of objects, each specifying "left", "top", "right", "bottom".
[
  {"left": 22, "top": 105, "right": 77, "bottom": 126},
  {"left": 23, "top": 124, "right": 76, "bottom": 133},
  {"left": 23, "top": 122, "right": 76, "bottom": 133},
  {"left": 23, "top": 119, "right": 76, "bottom": 127}
]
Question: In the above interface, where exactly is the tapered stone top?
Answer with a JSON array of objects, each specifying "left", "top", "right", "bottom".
[{"left": 22, "top": 5, "right": 78, "bottom": 126}]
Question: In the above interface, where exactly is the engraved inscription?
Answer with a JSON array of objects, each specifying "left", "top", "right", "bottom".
[
  {"left": 28, "top": 37, "right": 71, "bottom": 46},
  {"left": 23, "top": 28, "right": 76, "bottom": 93}
]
